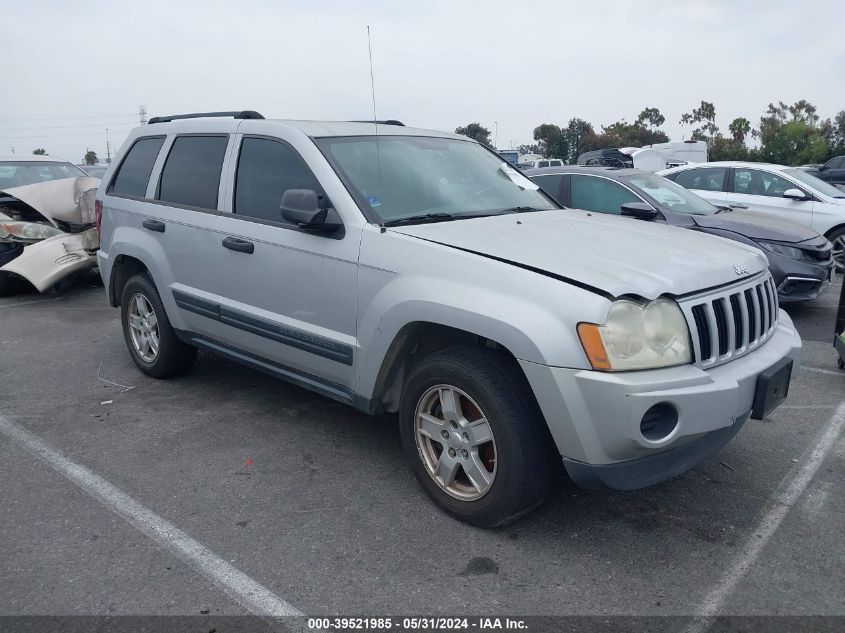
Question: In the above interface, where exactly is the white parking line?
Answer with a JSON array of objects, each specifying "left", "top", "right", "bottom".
[
  {"left": 801, "top": 366, "right": 844, "bottom": 377},
  {"left": 685, "top": 401, "right": 845, "bottom": 632},
  {"left": 0, "top": 413, "right": 302, "bottom": 617}
]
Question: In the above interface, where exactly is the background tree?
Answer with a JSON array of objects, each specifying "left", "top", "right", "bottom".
[
  {"left": 32, "top": 148, "right": 47, "bottom": 155},
  {"left": 635, "top": 107, "right": 666, "bottom": 145},
  {"left": 517, "top": 143, "right": 541, "bottom": 155},
  {"left": 454, "top": 123, "right": 493, "bottom": 147},
  {"left": 560, "top": 118, "right": 594, "bottom": 162},
  {"left": 728, "top": 117, "right": 751, "bottom": 144},
  {"left": 84, "top": 150, "right": 98, "bottom": 165},
  {"left": 532, "top": 123, "right": 562, "bottom": 158},
  {"left": 758, "top": 100, "right": 829, "bottom": 165},
  {"left": 680, "top": 101, "right": 719, "bottom": 141},
  {"left": 819, "top": 110, "right": 845, "bottom": 160}
]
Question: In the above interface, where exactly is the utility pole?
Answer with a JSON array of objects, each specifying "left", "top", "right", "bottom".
[
  {"left": 10, "top": 147, "right": 14, "bottom": 155},
  {"left": 494, "top": 121, "right": 499, "bottom": 149},
  {"left": 139, "top": 105, "right": 147, "bottom": 124},
  {"left": 106, "top": 128, "right": 111, "bottom": 164}
]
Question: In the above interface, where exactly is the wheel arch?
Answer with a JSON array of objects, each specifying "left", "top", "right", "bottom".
[
  {"left": 365, "top": 321, "right": 534, "bottom": 414},
  {"left": 108, "top": 254, "right": 150, "bottom": 307}
]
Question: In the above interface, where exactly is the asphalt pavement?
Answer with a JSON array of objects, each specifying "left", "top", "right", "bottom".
[{"left": 0, "top": 272, "right": 842, "bottom": 623}]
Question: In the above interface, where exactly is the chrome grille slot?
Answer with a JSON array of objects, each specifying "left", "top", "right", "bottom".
[{"left": 680, "top": 274, "right": 779, "bottom": 369}]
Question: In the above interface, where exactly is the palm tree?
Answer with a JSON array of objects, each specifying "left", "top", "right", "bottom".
[{"left": 729, "top": 117, "right": 752, "bottom": 144}]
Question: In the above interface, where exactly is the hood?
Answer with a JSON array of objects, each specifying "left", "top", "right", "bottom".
[
  {"left": 0, "top": 176, "right": 100, "bottom": 227},
  {"left": 390, "top": 210, "right": 768, "bottom": 299},
  {"left": 691, "top": 210, "right": 820, "bottom": 243}
]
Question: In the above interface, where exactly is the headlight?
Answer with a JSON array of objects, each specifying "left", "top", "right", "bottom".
[
  {"left": 758, "top": 241, "right": 813, "bottom": 262},
  {"left": 0, "top": 221, "right": 64, "bottom": 242},
  {"left": 578, "top": 298, "right": 692, "bottom": 371}
]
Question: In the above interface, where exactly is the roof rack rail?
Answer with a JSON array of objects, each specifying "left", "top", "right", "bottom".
[
  {"left": 147, "top": 110, "right": 265, "bottom": 124},
  {"left": 350, "top": 119, "right": 405, "bottom": 126}
]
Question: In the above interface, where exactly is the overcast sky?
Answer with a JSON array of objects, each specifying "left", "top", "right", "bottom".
[{"left": 3, "top": 0, "right": 844, "bottom": 163}]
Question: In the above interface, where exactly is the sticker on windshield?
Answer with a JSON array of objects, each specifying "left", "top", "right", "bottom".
[
  {"left": 499, "top": 163, "right": 539, "bottom": 190},
  {"left": 366, "top": 195, "right": 382, "bottom": 207}
]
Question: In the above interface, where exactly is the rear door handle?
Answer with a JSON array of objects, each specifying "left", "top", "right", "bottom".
[
  {"left": 222, "top": 236, "right": 255, "bottom": 254},
  {"left": 142, "top": 219, "right": 165, "bottom": 233}
]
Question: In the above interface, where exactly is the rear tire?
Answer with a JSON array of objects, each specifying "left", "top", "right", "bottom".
[
  {"left": 399, "top": 346, "right": 558, "bottom": 528},
  {"left": 120, "top": 273, "right": 196, "bottom": 378}
]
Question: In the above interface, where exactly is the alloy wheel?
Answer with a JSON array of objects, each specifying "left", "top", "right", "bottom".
[
  {"left": 832, "top": 235, "right": 845, "bottom": 273},
  {"left": 127, "top": 292, "right": 160, "bottom": 362},
  {"left": 414, "top": 384, "right": 497, "bottom": 501}
]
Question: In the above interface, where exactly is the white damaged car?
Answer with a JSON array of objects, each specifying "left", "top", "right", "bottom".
[{"left": 0, "top": 156, "right": 100, "bottom": 295}]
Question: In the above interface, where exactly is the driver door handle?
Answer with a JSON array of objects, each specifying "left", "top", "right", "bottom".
[{"left": 222, "top": 236, "right": 255, "bottom": 254}]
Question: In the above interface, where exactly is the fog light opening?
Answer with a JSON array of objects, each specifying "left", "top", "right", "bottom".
[{"left": 640, "top": 403, "right": 678, "bottom": 441}]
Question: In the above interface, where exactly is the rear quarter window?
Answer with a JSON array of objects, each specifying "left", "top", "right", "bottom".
[{"left": 109, "top": 136, "right": 166, "bottom": 197}]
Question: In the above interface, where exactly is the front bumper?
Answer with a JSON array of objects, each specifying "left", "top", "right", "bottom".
[
  {"left": 0, "top": 231, "right": 98, "bottom": 292},
  {"left": 520, "top": 310, "right": 802, "bottom": 490},
  {"left": 767, "top": 250, "right": 834, "bottom": 303}
]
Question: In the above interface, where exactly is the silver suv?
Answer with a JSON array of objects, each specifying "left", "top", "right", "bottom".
[{"left": 97, "top": 111, "right": 802, "bottom": 527}]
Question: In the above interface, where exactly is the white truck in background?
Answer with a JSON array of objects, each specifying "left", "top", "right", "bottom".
[
  {"left": 621, "top": 141, "right": 708, "bottom": 171},
  {"left": 580, "top": 141, "right": 708, "bottom": 172}
]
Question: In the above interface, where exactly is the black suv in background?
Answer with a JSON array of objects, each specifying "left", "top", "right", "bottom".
[
  {"left": 807, "top": 155, "right": 845, "bottom": 188},
  {"left": 526, "top": 166, "right": 835, "bottom": 303}
]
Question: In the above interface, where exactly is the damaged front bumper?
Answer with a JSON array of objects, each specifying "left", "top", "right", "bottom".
[
  {"left": 1, "top": 230, "right": 98, "bottom": 291},
  {"left": 0, "top": 176, "right": 99, "bottom": 293}
]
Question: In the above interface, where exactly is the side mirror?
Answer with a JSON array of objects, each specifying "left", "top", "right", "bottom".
[
  {"left": 818, "top": 164, "right": 828, "bottom": 171},
  {"left": 620, "top": 202, "right": 659, "bottom": 220},
  {"left": 280, "top": 189, "right": 343, "bottom": 235},
  {"left": 782, "top": 188, "right": 808, "bottom": 201}
]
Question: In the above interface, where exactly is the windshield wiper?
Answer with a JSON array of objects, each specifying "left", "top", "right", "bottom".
[
  {"left": 714, "top": 205, "right": 733, "bottom": 214},
  {"left": 499, "top": 206, "right": 548, "bottom": 214},
  {"left": 382, "top": 213, "right": 458, "bottom": 227}
]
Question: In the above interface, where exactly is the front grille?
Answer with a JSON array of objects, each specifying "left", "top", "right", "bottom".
[{"left": 680, "top": 274, "right": 779, "bottom": 369}]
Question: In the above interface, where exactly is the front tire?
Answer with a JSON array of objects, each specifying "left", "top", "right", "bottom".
[
  {"left": 399, "top": 347, "right": 558, "bottom": 527},
  {"left": 120, "top": 273, "right": 196, "bottom": 378},
  {"left": 828, "top": 226, "right": 845, "bottom": 273}
]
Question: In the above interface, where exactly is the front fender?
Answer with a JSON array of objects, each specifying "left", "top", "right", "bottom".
[{"left": 354, "top": 269, "right": 606, "bottom": 400}]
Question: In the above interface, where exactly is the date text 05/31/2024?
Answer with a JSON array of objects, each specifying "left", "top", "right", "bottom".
[{"left": 307, "top": 617, "right": 528, "bottom": 630}]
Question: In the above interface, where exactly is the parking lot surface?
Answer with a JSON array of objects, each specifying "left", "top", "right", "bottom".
[{"left": 1, "top": 274, "right": 843, "bottom": 619}]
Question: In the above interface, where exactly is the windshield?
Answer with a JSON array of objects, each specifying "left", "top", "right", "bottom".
[
  {"left": 623, "top": 172, "right": 718, "bottom": 215},
  {"left": 82, "top": 165, "right": 107, "bottom": 178},
  {"left": 0, "top": 161, "right": 88, "bottom": 189},
  {"left": 784, "top": 168, "right": 845, "bottom": 199},
  {"left": 316, "top": 136, "right": 557, "bottom": 223}
]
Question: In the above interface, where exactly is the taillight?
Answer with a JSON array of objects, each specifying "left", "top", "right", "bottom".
[{"left": 95, "top": 199, "right": 103, "bottom": 233}]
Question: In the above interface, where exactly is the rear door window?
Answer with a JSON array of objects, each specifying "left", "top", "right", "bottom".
[
  {"left": 732, "top": 168, "right": 795, "bottom": 197},
  {"left": 233, "top": 137, "right": 323, "bottom": 224},
  {"left": 570, "top": 175, "right": 639, "bottom": 214},
  {"left": 109, "top": 136, "right": 165, "bottom": 197},
  {"left": 674, "top": 167, "right": 727, "bottom": 192},
  {"left": 157, "top": 136, "right": 229, "bottom": 210}
]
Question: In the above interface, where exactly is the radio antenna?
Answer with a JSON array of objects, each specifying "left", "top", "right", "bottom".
[
  {"left": 367, "top": 25, "right": 383, "bottom": 208},
  {"left": 367, "top": 26, "right": 378, "bottom": 126}
]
